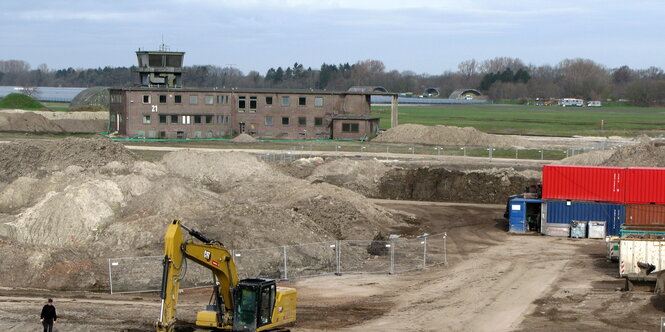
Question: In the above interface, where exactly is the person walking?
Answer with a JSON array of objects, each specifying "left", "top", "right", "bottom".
[{"left": 40, "top": 298, "right": 57, "bottom": 332}]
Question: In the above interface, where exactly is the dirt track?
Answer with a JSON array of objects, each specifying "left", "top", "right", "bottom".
[{"left": 1, "top": 201, "right": 661, "bottom": 331}]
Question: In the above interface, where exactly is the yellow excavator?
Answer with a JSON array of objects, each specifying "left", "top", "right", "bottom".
[{"left": 156, "top": 220, "right": 296, "bottom": 332}]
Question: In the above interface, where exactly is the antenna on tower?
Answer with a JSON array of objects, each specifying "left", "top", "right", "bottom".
[{"left": 159, "top": 34, "right": 170, "bottom": 51}]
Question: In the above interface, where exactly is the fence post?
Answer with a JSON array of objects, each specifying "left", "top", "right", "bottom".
[
  {"left": 389, "top": 241, "right": 395, "bottom": 274},
  {"left": 444, "top": 232, "right": 448, "bottom": 265},
  {"left": 336, "top": 240, "right": 341, "bottom": 275},
  {"left": 423, "top": 236, "right": 427, "bottom": 268},
  {"left": 283, "top": 246, "right": 288, "bottom": 280},
  {"left": 108, "top": 258, "right": 113, "bottom": 294}
]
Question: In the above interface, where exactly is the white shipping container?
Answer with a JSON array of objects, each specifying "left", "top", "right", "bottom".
[{"left": 619, "top": 239, "right": 665, "bottom": 277}]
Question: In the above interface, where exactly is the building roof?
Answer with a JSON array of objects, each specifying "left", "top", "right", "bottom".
[
  {"left": 347, "top": 86, "right": 389, "bottom": 94},
  {"left": 110, "top": 86, "right": 396, "bottom": 96},
  {"left": 332, "top": 115, "right": 381, "bottom": 121}
]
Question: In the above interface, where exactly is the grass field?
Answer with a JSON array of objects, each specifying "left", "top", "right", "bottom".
[{"left": 372, "top": 104, "right": 665, "bottom": 137}]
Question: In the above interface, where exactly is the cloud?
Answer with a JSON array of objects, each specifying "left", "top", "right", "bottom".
[{"left": 16, "top": 10, "right": 157, "bottom": 22}]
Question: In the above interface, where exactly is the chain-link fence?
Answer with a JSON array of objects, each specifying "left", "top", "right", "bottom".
[{"left": 108, "top": 233, "right": 447, "bottom": 294}]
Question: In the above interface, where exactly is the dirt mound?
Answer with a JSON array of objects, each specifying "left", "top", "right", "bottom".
[
  {"left": 231, "top": 133, "right": 258, "bottom": 142},
  {"left": 0, "top": 112, "right": 65, "bottom": 133},
  {"left": 0, "top": 137, "right": 136, "bottom": 182},
  {"left": 377, "top": 167, "right": 539, "bottom": 203},
  {"left": 307, "top": 158, "right": 391, "bottom": 197},
  {"left": 601, "top": 141, "right": 665, "bottom": 167},
  {"left": 554, "top": 150, "right": 615, "bottom": 166},
  {"left": 0, "top": 148, "right": 403, "bottom": 290},
  {"left": 374, "top": 124, "right": 533, "bottom": 148}
]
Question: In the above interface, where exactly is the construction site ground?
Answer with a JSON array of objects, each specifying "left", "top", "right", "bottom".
[{"left": 0, "top": 200, "right": 661, "bottom": 332}]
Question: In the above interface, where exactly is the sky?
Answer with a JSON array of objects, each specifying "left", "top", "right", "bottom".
[{"left": 1, "top": 0, "right": 664, "bottom": 75}]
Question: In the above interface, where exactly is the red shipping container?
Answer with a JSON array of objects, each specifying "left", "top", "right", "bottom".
[
  {"left": 625, "top": 204, "right": 665, "bottom": 225},
  {"left": 542, "top": 165, "right": 626, "bottom": 202},
  {"left": 625, "top": 168, "right": 665, "bottom": 204}
]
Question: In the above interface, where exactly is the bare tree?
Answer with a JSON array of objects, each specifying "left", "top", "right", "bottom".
[
  {"left": 480, "top": 57, "right": 526, "bottom": 73},
  {"left": 557, "top": 58, "right": 609, "bottom": 99}
]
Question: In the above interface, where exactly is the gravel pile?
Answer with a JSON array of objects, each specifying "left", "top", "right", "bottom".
[{"left": 373, "top": 124, "right": 534, "bottom": 148}]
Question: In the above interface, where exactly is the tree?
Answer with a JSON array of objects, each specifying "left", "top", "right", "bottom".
[{"left": 557, "top": 58, "right": 609, "bottom": 99}]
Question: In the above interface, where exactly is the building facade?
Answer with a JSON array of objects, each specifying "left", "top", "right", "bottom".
[{"left": 109, "top": 87, "right": 386, "bottom": 140}]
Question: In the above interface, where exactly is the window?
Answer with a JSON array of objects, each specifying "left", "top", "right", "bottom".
[
  {"left": 216, "top": 115, "right": 230, "bottom": 124},
  {"left": 249, "top": 96, "right": 257, "bottom": 110},
  {"left": 142, "top": 95, "right": 151, "bottom": 104},
  {"left": 205, "top": 115, "right": 213, "bottom": 124},
  {"left": 314, "top": 97, "right": 323, "bottom": 107},
  {"left": 314, "top": 117, "right": 323, "bottom": 126},
  {"left": 282, "top": 117, "right": 289, "bottom": 125},
  {"left": 189, "top": 95, "right": 198, "bottom": 105},
  {"left": 217, "top": 95, "right": 229, "bottom": 104},
  {"left": 280, "top": 96, "right": 290, "bottom": 106},
  {"left": 194, "top": 115, "right": 202, "bottom": 124},
  {"left": 182, "top": 115, "right": 191, "bottom": 124},
  {"left": 143, "top": 115, "right": 151, "bottom": 124},
  {"left": 170, "top": 115, "right": 178, "bottom": 123},
  {"left": 265, "top": 116, "right": 273, "bottom": 126},
  {"left": 342, "top": 123, "right": 359, "bottom": 133},
  {"left": 174, "top": 95, "right": 182, "bottom": 104},
  {"left": 298, "top": 97, "right": 306, "bottom": 106},
  {"left": 159, "top": 115, "right": 167, "bottom": 123},
  {"left": 265, "top": 96, "right": 273, "bottom": 105},
  {"left": 110, "top": 95, "right": 122, "bottom": 104},
  {"left": 159, "top": 95, "right": 167, "bottom": 104},
  {"left": 298, "top": 117, "right": 306, "bottom": 126},
  {"left": 205, "top": 95, "right": 214, "bottom": 105},
  {"left": 239, "top": 96, "right": 246, "bottom": 110}
]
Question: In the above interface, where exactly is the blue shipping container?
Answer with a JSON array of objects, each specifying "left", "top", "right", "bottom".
[
  {"left": 545, "top": 200, "right": 625, "bottom": 236},
  {"left": 509, "top": 198, "right": 542, "bottom": 233}
]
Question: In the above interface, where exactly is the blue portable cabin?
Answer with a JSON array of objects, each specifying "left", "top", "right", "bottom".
[
  {"left": 544, "top": 200, "right": 625, "bottom": 236},
  {"left": 508, "top": 198, "right": 543, "bottom": 233}
]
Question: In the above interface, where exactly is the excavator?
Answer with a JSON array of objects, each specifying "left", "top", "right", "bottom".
[{"left": 156, "top": 220, "right": 296, "bottom": 332}]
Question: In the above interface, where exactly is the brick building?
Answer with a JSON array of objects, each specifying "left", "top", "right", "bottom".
[{"left": 109, "top": 49, "right": 395, "bottom": 140}]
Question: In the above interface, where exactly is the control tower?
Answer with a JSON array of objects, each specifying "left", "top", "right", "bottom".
[{"left": 135, "top": 44, "right": 185, "bottom": 88}]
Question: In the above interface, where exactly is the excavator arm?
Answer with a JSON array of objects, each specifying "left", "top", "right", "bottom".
[{"left": 156, "top": 220, "right": 238, "bottom": 331}]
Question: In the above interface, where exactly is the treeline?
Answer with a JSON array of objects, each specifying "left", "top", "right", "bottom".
[{"left": 2, "top": 57, "right": 665, "bottom": 106}]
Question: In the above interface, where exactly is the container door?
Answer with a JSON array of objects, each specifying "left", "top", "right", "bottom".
[
  {"left": 606, "top": 205, "right": 625, "bottom": 236},
  {"left": 509, "top": 202, "right": 526, "bottom": 233}
]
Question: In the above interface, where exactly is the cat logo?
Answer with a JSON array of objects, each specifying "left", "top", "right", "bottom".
[{"left": 203, "top": 250, "right": 211, "bottom": 261}]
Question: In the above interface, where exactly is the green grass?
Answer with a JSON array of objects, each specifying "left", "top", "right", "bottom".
[
  {"left": 0, "top": 93, "right": 45, "bottom": 110},
  {"left": 372, "top": 103, "right": 665, "bottom": 137}
]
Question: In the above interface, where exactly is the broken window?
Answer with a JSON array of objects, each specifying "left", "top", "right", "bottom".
[
  {"left": 217, "top": 95, "right": 229, "bottom": 104},
  {"left": 265, "top": 116, "right": 273, "bottom": 126},
  {"left": 314, "top": 117, "right": 323, "bottom": 126},
  {"left": 314, "top": 97, "right": 323, "bottom": 107},
  {"left": 205, "top": 115, "right": 213, "bottom": 124},
  {"left": 143, "top": 115, "right": 151, "bottom": 124},
  {"left": 174, "top": 95, "right": 182, "bottom": 104},
  {"left": 298, "top": 97, "right": 306, "bottom": 106},
  {"left": 110, "top": 94, "right": 122, "bottom": 104},
  {"left": 194, "top": 115, "right": 202, "bottom": 124},
  {"left": 159, "top": 95, "right": 167, "bottom": 104},
  {"left": 282, "top": 117, "right": 289, "bottom": 125},
  {"left": 143, "top": 95, "right": 151, "bottom": 104},
  {"left": 281, "top": 96, "right": 290, "bottom": 106},
  {"left": 342, "top": 123, "right": 359, "bottom": 133},
  {"left": 298, "top": 117, "right": 306, "bottom": 126}
]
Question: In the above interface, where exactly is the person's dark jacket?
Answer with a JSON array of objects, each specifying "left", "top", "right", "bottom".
[{"left": 41, "top": 305, "right": 57, "bottom": 322}]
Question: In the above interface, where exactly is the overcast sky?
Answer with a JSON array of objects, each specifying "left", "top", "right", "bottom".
[{"left": 2, "top": 0, "right": 664, "bottom": 74}]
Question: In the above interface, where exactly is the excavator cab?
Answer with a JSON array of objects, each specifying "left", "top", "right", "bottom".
[{"left": 233, "top": 278, "right": 277, "bottom": 332}]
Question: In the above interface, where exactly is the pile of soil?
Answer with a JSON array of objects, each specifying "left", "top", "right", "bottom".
[
  {"left": 377, "top": 167, "right": 539, "bottom": 204},
  {"left": 0, "top": 112, "right": 65, "bottom": 133},
  {"left": 0, "top": 141, "right": 402, "bottom": 290},
  {"left": 555, "top": 140, "right": 665, "bottom": 167},
  {"left": 0, "top": 109, "right": 108, "bottom": 134},
  {"left": 0, "top": 93, "right": 44, "bottom": 109},
  {"left": 554, "top": 150, "right": 615, "bottom": 166},
  {"left": 0, "top": 137, "right": 136, "bottom": 182},
  {"left": 373, "top": 124, "right": 534, "bottom": 148},
  {"left": 307, "top": 158, "right": 391, "bottom": 197},
  {"left": 231, "top": 133, "right": 258, "bottom": 143}
]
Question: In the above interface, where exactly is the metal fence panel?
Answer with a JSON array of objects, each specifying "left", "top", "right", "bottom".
[
  {"left": 339, "top": 240, "right": 391, "bottom": 274},
  {"left": 425, "top": 233, "right": 448, "bottom": 267},
  {"left": 286, "top": 241, "right": 337, "bottom": 279},
  {"left": 393, "top": 238, "right": 425, "bottom": 273},
  {"left": 233, "top": 247, "right": 285, "bottom": 280}
]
